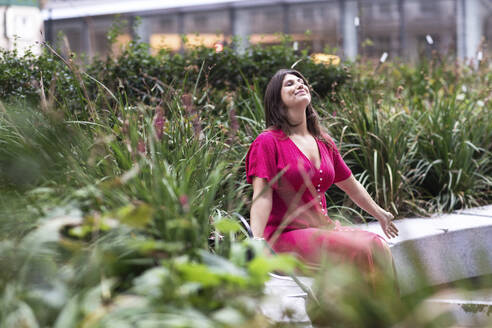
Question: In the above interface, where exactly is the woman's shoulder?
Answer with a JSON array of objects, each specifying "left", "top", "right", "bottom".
[
  {"left": 318, "top": 131, "right": 341, "bottom": 156},
  {"left": 253, "top": 128, "right": 285, "bottom": 144},
  {"left": 319, "top": 131, "right": 336, "bottom": 146}
]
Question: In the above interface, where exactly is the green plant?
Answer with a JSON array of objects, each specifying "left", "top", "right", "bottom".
[{"left": 413, "top": 94, "right": 492, "bottom": 212}]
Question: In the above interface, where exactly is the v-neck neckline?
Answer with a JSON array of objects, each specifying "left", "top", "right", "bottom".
[{"left": 282, "top": 131, "right": 322, "bottom": 171}]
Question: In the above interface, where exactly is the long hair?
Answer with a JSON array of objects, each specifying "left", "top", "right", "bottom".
[{"left": 264, "top": 69, "right": 332, "bottom": 147}]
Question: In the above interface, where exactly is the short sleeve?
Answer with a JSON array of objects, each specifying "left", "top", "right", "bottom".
[
  {"left": 322, "top": 133, "right": 352, "bottom": 183},
  {"left": 245, "top": 132, "right": 278, "bottom": 184}
]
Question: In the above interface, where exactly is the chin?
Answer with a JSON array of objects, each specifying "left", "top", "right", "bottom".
[{"left": 299, "top": 98, "right": 311, "bottom": 106}]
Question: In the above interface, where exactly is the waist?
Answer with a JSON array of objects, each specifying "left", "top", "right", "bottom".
[{"left": 264, "top": 216, "right": 333, "bottom": 239}]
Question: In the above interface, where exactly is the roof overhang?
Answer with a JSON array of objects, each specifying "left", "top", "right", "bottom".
[
  {"left": 42, "top": 0, "right": 242, "bottom": 20},
  {"left": 42, "top": 0, "right": 332, "bottom": 21}
]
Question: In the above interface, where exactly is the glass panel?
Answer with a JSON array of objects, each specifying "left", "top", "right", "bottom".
[
  {"left": 485, "top": 5, "right": 492, "bottom": 57},
  {"left": 404, "top": 0, "right": 456, "bottom": 59},
  {"left": 61, "top": 27, "right": 83, "bottom": 54},
  {"left": 147, "top": 14, "right": 180, "bottom": 52},
  {"left": 52, "top": 21, "right": 84, "bottom": 56},
  {"left": 248, "top": 5, "right": 284, "bottom": 46},
  {"left": 359, "top": 0, "right": 400, "bottom": 59},
  {"left": 182, "top": 10, "right": 231, "bottom": 49},
  {"left": 147, "top": 10, "right": 231, "bottom": 52},
  {"left": 359, "top": 0, "right": 456, "bottom": 60},
  {"left": 88, "top": 16, "right": 129, "bottom": 57},
  {"left": 183, "top": 10, "right": 230, "bottom": 34},
  {"left": 288, "top": 1, "right": 341, "bottom": 53}
]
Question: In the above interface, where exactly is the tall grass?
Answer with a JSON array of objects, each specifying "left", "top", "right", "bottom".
[
  {"left": 0, "top": 98, "right": 295, "bottom": 327},
  {"left": 322, "top": 57, "right": 491, "bottom": 218},
  {"left": 414, "top": 94, "right": 492, "bottom": 212},
  {"left": 326, "top": 95, "right": 421, "bottom": 217}
]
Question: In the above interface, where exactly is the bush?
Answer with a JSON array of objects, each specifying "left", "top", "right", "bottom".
[{"left": 0, "top": 39, "right": 348, "bottom": 112}]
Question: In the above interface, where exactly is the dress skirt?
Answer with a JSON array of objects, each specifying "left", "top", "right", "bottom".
[{"left": 270, "top": 226, "right": 394, "bottom": 276}]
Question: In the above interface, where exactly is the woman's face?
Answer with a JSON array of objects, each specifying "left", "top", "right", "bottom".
[{"left": 280, "top": 73, "right": 311, "bottom": 110}]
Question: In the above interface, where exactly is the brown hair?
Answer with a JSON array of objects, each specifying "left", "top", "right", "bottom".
[{"left": 264, "top": 69, "right": 332, "bottom": 147}]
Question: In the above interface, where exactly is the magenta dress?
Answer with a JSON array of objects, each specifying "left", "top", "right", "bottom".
[{"left": 246, "top": 129, "right": 391, "bottom": 271}]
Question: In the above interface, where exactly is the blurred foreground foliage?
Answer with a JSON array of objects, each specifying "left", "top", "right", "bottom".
[{"left": 0, "top": 35, "right": 491, "bottom": 327}]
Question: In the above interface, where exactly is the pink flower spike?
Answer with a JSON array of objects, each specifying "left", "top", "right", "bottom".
[
  {"left": 137, "top": 139, "right": 146, "bottom": 154},
  {"left": 154, "top": 106, "right": 164, "bottom": 140},
  {"left": 179, "top": 195, "right": 188, "bottom": 206},
  {"left": 179, "top": 194, "right": 190, "bottom": 212}
]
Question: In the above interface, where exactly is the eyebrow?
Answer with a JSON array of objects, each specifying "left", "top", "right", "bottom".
[{"left": 284, "top": 77, "right": 304, "bottom": 84}]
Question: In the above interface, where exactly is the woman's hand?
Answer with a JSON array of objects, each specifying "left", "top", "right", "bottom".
[
  {"left": 336, "top": 175, "right": 399, "bottom": 239},
  {"left": 376, "top": 210, "right": 399, "bottom": 239}
]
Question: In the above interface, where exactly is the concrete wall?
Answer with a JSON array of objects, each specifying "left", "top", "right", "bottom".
[{"left": 0, "top": 5, "right": 43, "bottom": 55}]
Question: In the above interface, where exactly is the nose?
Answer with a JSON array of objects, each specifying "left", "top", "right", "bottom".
[{"left": 295, "top": 82, "right": 306, "bottom": 93}]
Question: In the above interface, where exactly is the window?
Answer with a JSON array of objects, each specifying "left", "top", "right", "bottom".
[
  {"left": 419, "top": 1, "right": 438, "bottom": 15},
  {"left": 417, "top": 34, "right": 441, "bottom": 57},
  {"left": 363, "top": 35, "right": 392, "bottom": 58},
  {"left": 194, "top": 15, "right": 208, "bottom": 29},
  {"left": 264, "top": 9, "right": 276, "bottom": 19},
  {"left": 379, "top": 2, "right": 392, "bottom": 15},
  {"left": 360, "top": 3, "right": 374, "bottom": 18},
  {"left": 93, "top": 29, "right": 110, "bottom": 55},
  {"left": 302, "top": 7, "right": 314, "bottom": 20},
  {"left": 160, "top": 17, "right": 173, "bottom": 30},
  {"left": 62, "top": 28, "right": 82, "bottom": 54}
]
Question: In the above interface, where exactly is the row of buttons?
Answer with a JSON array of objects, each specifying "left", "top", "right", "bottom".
[{"left": 317, "top": 169, "right": 328, "bottom": 216}]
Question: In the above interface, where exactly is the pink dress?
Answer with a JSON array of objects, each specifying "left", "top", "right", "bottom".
[{"left": 246, "top": 129, "right": 391, "bottom": 271}]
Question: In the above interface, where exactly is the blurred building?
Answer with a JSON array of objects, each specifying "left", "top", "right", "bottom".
[
  {"left": 0, "top": 0, "right": 43, "bottom": 55},
  {"left": 41, "top": 0, "right": 492, "bottom": 62}
]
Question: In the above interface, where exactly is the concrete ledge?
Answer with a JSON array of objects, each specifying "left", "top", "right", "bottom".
[
  {"left": 260, "top": 273, "right": 312, "bottom": 324},
  {"left": 357, "top": 209, "right": 492, "bottom": 294},
  {"left": 426, "top": 288, "right": 492, "bottom": 327},
  {"left": 260, "top": 205, "right": 492, "bottom": 324}
]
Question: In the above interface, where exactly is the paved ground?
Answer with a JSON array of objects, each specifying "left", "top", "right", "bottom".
[{"left": 260, "top": 205, "right": 492, "bottom": 327}]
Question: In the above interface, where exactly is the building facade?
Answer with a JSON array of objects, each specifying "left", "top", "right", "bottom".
[
  {"left": 42, "top": 0, "right": 492, "bottom": 62},
  {"left": 0, "top": 0, "right": 43, "bottom": 55}
]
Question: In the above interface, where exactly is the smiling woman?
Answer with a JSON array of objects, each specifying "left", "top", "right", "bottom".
[{"left": 246, "top": 68, "right": 399, "bottom": 286}]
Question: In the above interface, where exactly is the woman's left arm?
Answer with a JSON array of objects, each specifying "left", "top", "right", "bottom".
[{"left": 335, "top": 174, "right": 399, "bottom": 239}]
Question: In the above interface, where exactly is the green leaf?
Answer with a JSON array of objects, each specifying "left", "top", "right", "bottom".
[
  {"left": 213, "top": 217, "right": 242, "bottom": 234},
  {"left": 248, "top": 254, "right": 297, "bottom": 279},
  {"left": 133, "top": 267, "right": 169, "bottom": 298},
  {"left": 199, "top": 250, "right": 247, "bottom": 278},
  {"left": 68, "top": 225, "right": 92, "bottom": 238},
  {"left": 212, "top": 307, "right": 245, "bottom": 326},
  {"left": 129, "top": 239, "right": 185, "bottom": 254},
  {"left": 112, "top": 203, "right": 153, "bottom": 228},
  {"left": 54, "top": 296, "right": 81, "bottom": 328},
  {"left": 177, "top": 262, "right": 221, "bottom": 287},
  {"left": 4, "top": 302, "right": 40, "bottom": 328}
]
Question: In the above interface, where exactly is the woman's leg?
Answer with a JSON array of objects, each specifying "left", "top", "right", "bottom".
[{"left": 271, "top": 227, "right": 395, "bottom": 281}]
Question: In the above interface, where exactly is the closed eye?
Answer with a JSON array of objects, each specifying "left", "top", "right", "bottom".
[{"left": 284, "top": 78, "right": 305, "bottom": 86}]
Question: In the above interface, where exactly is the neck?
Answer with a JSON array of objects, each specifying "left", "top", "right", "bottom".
[{"left": 286, "top": 105, "right": 309, "bottom": 136}]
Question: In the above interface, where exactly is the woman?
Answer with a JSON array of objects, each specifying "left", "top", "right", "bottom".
[{"left": 245, "top": 69, "right": 398, "bottom": 276}]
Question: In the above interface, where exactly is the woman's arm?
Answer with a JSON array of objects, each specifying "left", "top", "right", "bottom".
[
  {"left": 250, "top": 177, "right": 273, "bottom": 238},
  {"left": 335, "top": 175, "right": 398, "bottom": 239}
]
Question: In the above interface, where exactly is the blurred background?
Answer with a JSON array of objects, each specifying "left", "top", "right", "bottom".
[{"left": 1, "top": 0, "right": 491, "bottom": 62}]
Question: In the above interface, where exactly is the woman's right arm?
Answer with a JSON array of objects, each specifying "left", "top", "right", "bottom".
[{"left": 250, "top": 177, "right": 273, "bottom": 238}]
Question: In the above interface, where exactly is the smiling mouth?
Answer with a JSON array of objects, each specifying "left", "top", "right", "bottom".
[{"left": 295, "top": 90, "right": 307, "bottom": 95}]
